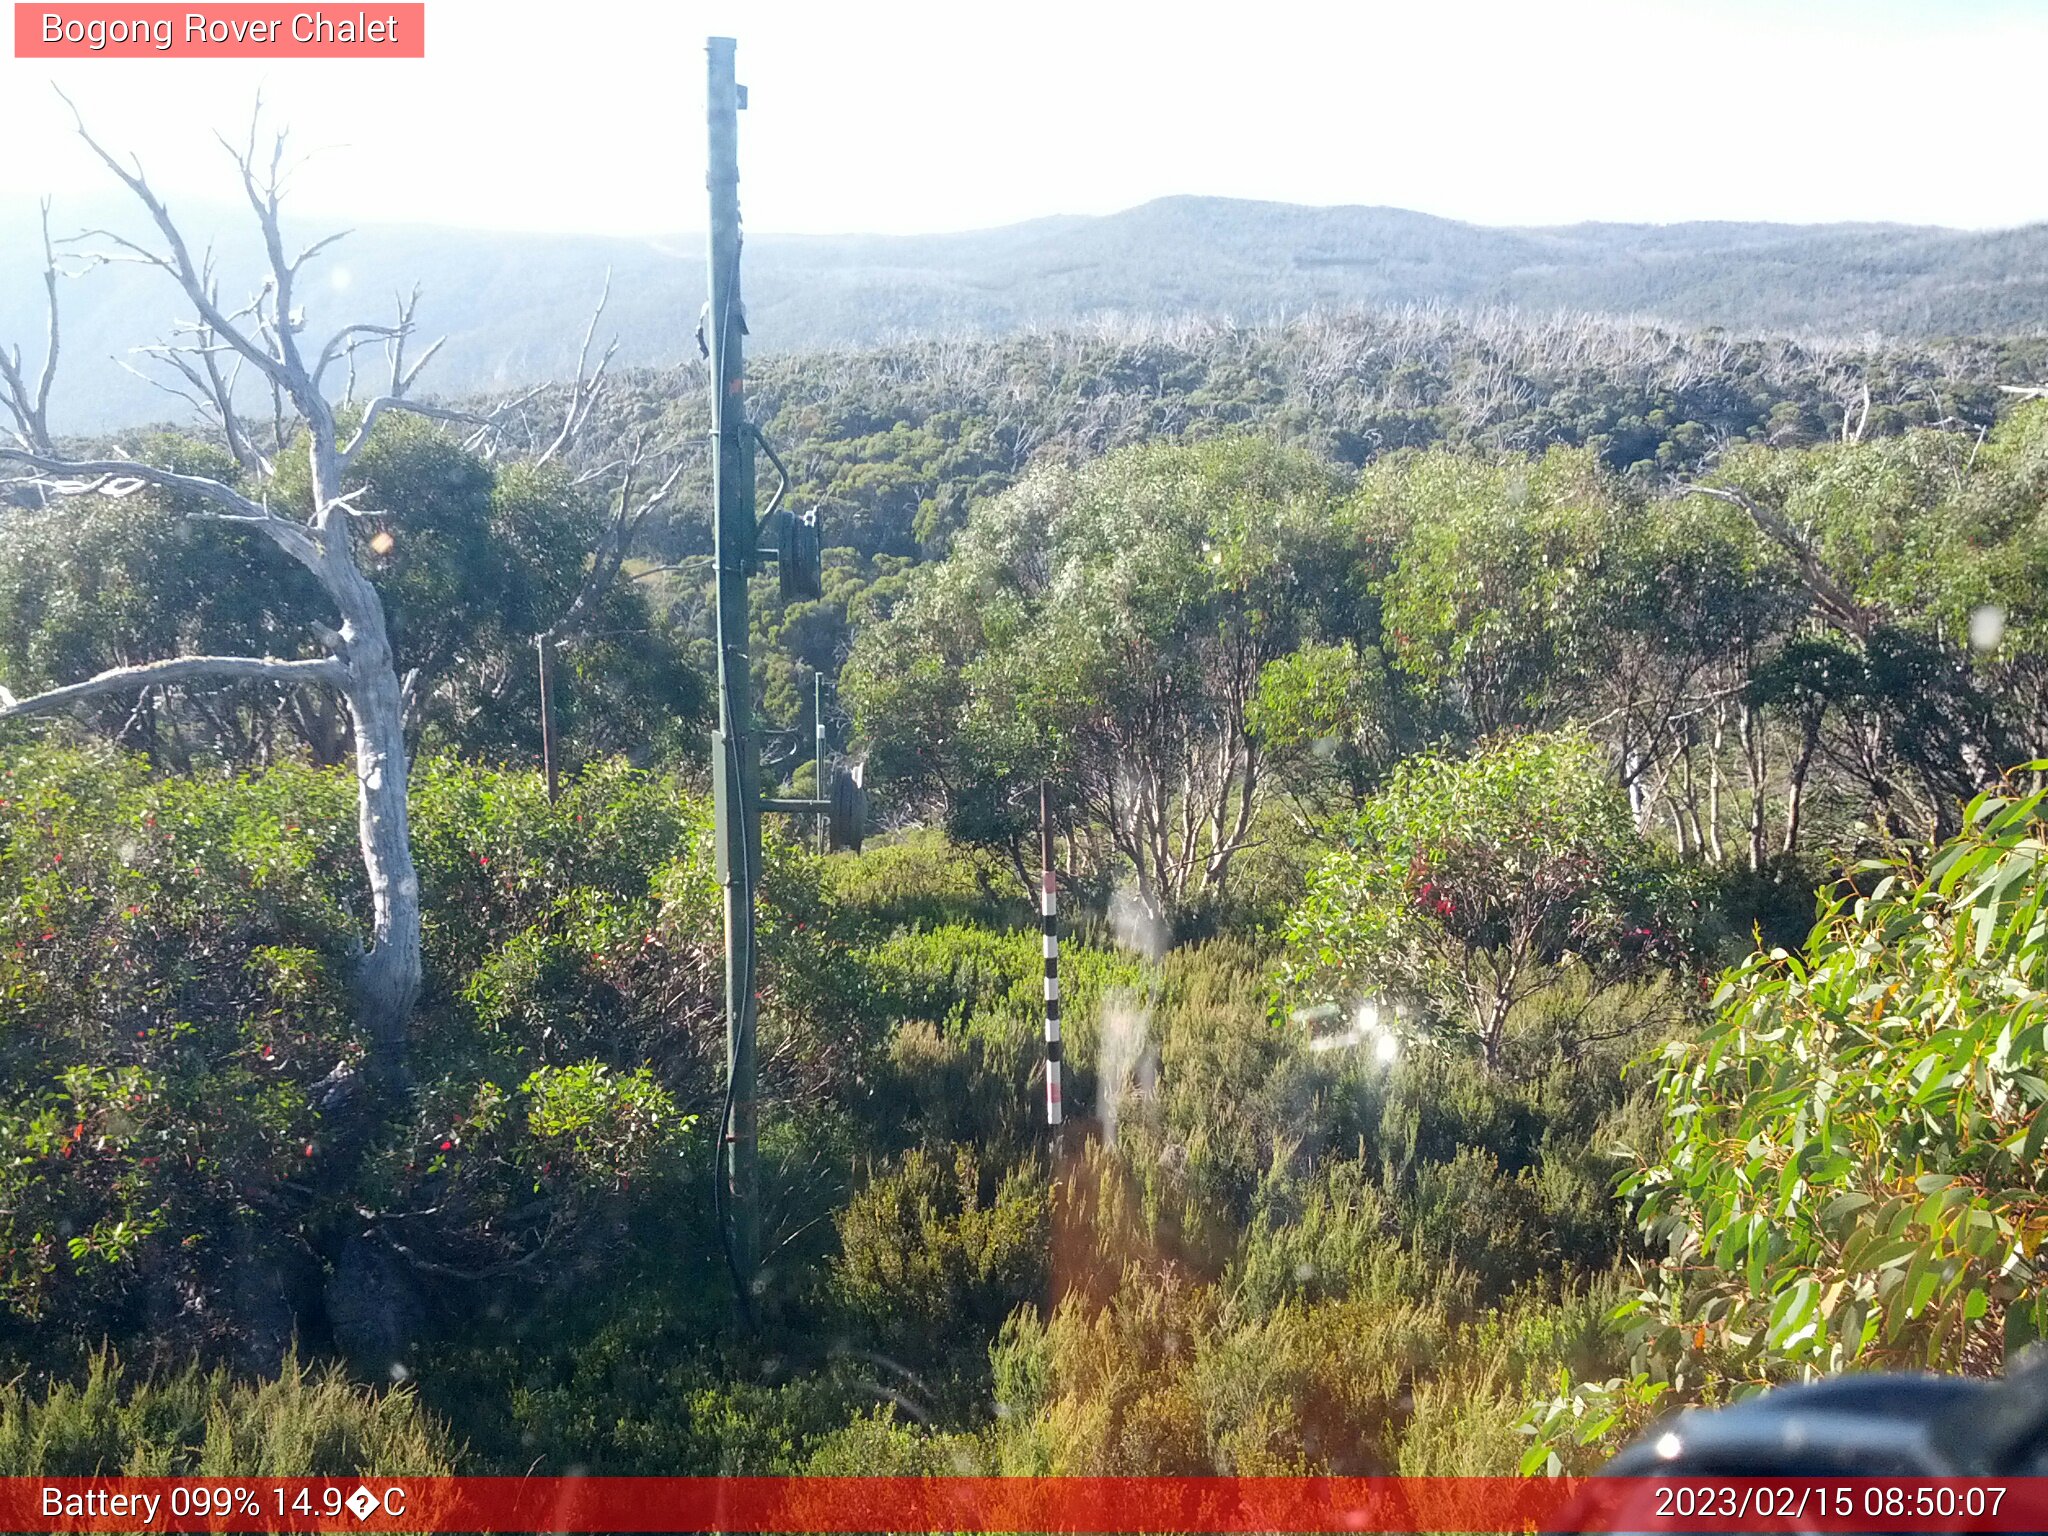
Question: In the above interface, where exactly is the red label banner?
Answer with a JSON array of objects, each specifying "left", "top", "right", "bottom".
[{"left": 14, "top": 4, "right": 424, "bottom": 57}]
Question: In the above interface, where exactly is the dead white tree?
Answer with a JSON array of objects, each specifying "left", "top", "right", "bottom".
[
  {"left": 0, "top": 199, "right": 60, "bottom": 456},
  {"left": 0, "top": 99, "right": 530, "bottom": 1090}
]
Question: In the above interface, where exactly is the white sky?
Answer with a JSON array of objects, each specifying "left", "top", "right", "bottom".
[{"left": 3, "top": 0, "right": 2044, "bottom": 237}]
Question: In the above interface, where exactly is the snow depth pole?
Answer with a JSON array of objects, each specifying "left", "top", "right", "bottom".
[
  {"left": 1041, "top": 780, "right": 1063, "bottom": 1128},
  {"left": 706, "top": 33, "right": 761, "bottom": 1301},
  {"left": 814, "top": 671, "right": 827, "bottom": 856}
]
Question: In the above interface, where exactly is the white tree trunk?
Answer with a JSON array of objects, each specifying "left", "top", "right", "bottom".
[{"left": 339, "top": 604, "right": 420, "bottom": 1063}]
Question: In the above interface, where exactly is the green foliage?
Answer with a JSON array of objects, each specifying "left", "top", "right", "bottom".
[
  {"left": 431, "top": 1293, "right": 884, "bottom": 1475},
  {"left": 519, "top": 1063, "right": 689, "bottom": 1183},
  {"left": 324, "top": 415, "right": 709, "bottom": 768},
  {"left": 1250, "top": 642, "right": 1383, "bottom": 755},
  {"left": 832, "top": 1145, "right": 1048, "bottom": 1371},
  {"left": 1517, "top": 1368, "right": 1669, "bottom": 1477},
  {"left": 0, "top": 743, "right": 356, "bottom": 1343},
  {"left": 860, "top": 923, "right": 1142, "bottom": 1162},
  {"left": 1281, "top": 731, "right": 1686, "bottom": 1071},
  {"left": 845, "top": 435, "right": 1341, "bottom": 922},
  {"left": 1248, "top": 640, "right": 1410, "bottom": 813},
  {"left": 1411, "top": 1148, "right": 1552, "bottom": 1298},
  {"left": 813, "top": 405, "right": 2048, "bottom": 956},
  {"left": 981, "top": 1245, "right": 1631, "bottom": 1476},
  {"left": 1362, "top": 449, "right": 1628, "bottom": 734},
  {"left": 1624, "top": 772, "right": 2048, "bottom": 1388},
  {"left": 1403, "top": 1282, "right": 1636, "bottom": 1475},
  {"left": 0, "top": 1350, "right": 455, "bottom": 1475},
  {"left": 0, "top": 745, "right": 862, "bottom": 1370},
  {"left": 0, "top": 735, "right": 1679, "bottom": 1474},
  {"left": 802, "top": 1409, "right": 985, "bottom": 1475},
  {"left": 819, "top": 829, "right": 1031, "bottom": 937},
  {"left": 1228, "top": 1162, "right": 1426, "bottom": 1318},
  {"left": 0, "top": 418, "right": 704, "bottom": 772},
  {"left": 1524, "top": 771, "right": 2048, "bottom": 1470},
  {"left": 0, "top": 438, "right": 324, "bottom": 762}
]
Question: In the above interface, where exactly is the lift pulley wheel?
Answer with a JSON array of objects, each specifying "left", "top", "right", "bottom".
[
  {"left": 827, "top": 764, "right": 867, "bottom": 854},
  {"left": 780, "top": 507, "right": 823, "bottom": 602}
]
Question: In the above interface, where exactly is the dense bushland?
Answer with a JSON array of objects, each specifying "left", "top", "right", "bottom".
[
  {"left": 387, "top": 306, "right": 2048, "bottom": 762},
  {"left": 0, "top": 742, "right": 1660, "bottom": 1470},
  {"left": 5, "top": 323, "right": 2048, "bottom": 1472}
]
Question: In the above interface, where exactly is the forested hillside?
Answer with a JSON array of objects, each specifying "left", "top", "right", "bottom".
[
  {"left": 536, "top": 308, "right": 2048, "bottom": 767},
  {"left": 9, "top": 194, "right": 2048, "bottom": 430},
  {"left": 6, "top": 236, "right": 2048, "bottom": 1477}
]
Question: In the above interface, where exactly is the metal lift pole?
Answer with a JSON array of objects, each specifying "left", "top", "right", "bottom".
[
  {"left": 706, "top": 34, "right": 760, "bottom": 1295},
  {"left": 703, "top": 36, "right": 868, "bottom": 1314}
]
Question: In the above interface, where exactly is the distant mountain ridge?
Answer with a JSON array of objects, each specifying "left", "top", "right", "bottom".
[{"left": 5, "top": 193, "right": 2046, "bottom": 431}]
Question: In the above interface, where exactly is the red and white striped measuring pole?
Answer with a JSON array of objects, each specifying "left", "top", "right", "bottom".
[{"left": 1040, "top": 780, "right": 1062, "bottom": 1127}]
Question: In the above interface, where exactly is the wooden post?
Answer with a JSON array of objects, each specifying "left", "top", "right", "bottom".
[{"left": 536, "top": 633, "right": 559, "bottom": 803}]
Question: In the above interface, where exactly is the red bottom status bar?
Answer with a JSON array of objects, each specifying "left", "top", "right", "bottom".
[{"left": 12, "top": 1475, "right": 2048, "bottom": 1533}]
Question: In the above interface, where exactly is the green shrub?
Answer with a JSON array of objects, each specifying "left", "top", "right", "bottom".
[
  {"left": 0, "top": 745, "right": 355, "bottom": 1353},
  {"left": 987, "top": 1257, "right": 1463, "bottom": 1475},
  {"left": 1626, "top": 774, "right": 2048, "bottom": 1384},
  {"left": 0, "top": 1351, "right": 456, "bottom": 1475},
  {"left": 832, "top": 1146, "right": 1049, "bottom": 1369},
  {"left": 1410, "top": 1147, "right": 1550, "bottom": 1303},
  {"left": 1279, "top": 731, "right": 1688, "bottom": 1074},
  {"left": 1526, "top": 772, "right": 2048, "bottom": 1471},
  {"left": 987, "top": 1273, "right": 1214, "bottom": 1474},
  {"left": 1229, "top": 1161, "right": 1434, "bottom": 1318},
  {"left": 0, "top": 738, "right": 1664, "bottom": 1475},
  {"left": 1397, "top": 1282, "right": 1631, "bottom": 1474},
  {"left": 802, "top": 1409, "right": 986, "bottom": 1474},
  {"left": 821, "top": 829, "right": 1030, "bottom": 935},
  {"left": 0, "top": 746, "right": 866, "bottom": 1369}
]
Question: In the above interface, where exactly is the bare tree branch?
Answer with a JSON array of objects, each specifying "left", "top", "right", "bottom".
[
  {"left": 289, "top": 227, "right": 352, "bottom": 277},
  {"left": 218, "top": 103, "right": 318, "bottom": 402},
  {"left": 0, "top": 447, "right": 320, "bottom": 566},
  {"left": 543, "top": 441, "right": 691, "bottom": 646},
  {"left": 1687, "top": 482, "right": 1876, "bottom": 639},
  {"left": 56, "top": 89, "right": 307, "bottom": 413},
  {"left": 330, "top": 283, "right": 528, "bottom": 470},
  {"left": 535, "top": 271, "right": 617, "bottom": 466},
  {"left": 314, "top": 320, "right": 405, "bottom": 388},
  {"left": 140, "top": 321, "right": 272, "bottom": 476},
  {"left": 115, "top": 354, "right": 214, "bottom": 421},
  {"left": 0, "top": 653, "right": 346, "bottom": 720},
  {"left": 339, "top": 394, "right": 506, "bottom": 470}
]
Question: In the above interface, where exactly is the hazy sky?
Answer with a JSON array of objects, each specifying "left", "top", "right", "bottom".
[{"left": 3, "top": 0, "right": 2044, "bottom": 237}]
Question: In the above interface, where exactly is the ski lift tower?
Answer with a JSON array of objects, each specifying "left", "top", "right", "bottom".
[{"left": 704, "top": 35, "right": 866, "bottom": 1305}]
